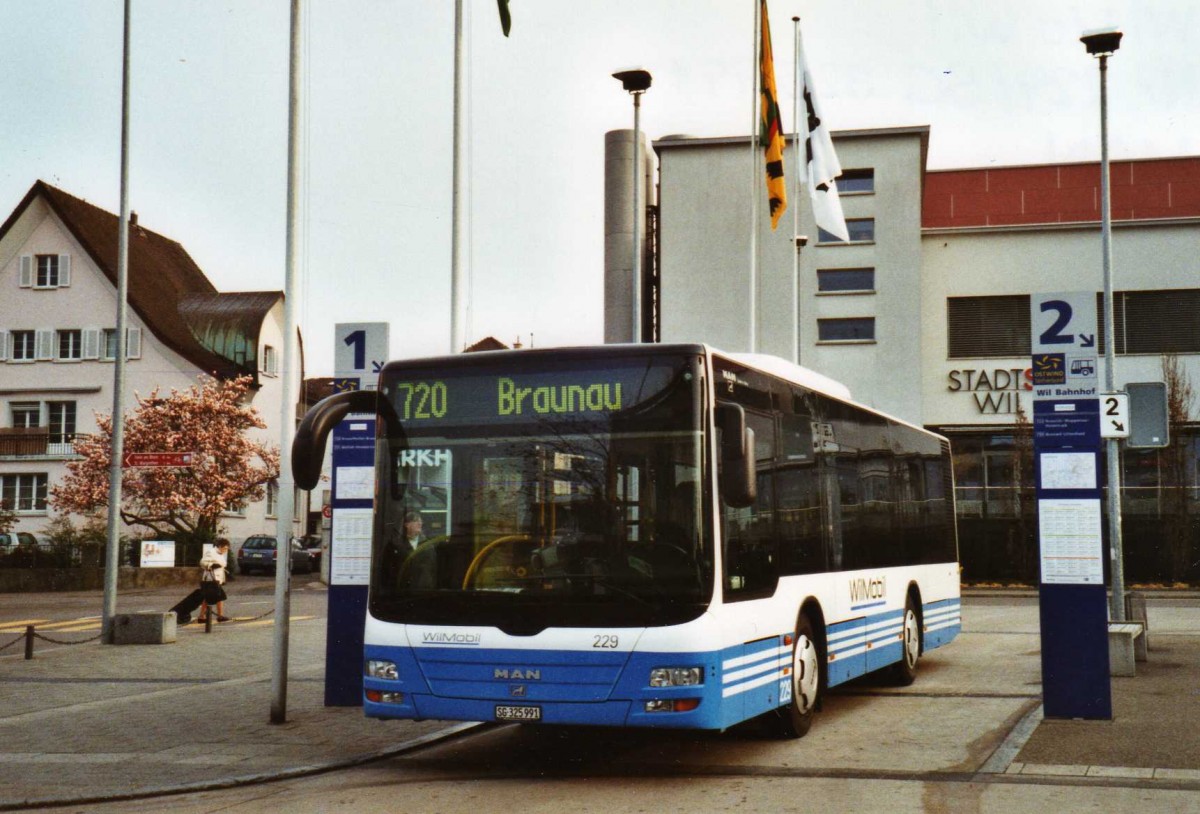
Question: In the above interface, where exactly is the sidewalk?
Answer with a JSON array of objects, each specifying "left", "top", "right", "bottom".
[
  {"left": 0, "top": 591, "right": 1197, "bottom": 809},
  {"left": 0, "top": 605, "right": 475, "bottom": 810}
]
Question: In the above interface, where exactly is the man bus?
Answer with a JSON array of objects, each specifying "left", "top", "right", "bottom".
[{"left": 293, "top": 344, "right": 960, "bottom": 737}]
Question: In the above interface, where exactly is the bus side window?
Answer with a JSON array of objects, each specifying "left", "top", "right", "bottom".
[
  {"left": 723, "top": 410, "right": 778, "bottom": 598},
  {"left": 778, "top": 413, "right": 824, "bottom": 575}
]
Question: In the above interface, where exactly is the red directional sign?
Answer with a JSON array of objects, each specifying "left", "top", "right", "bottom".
[{"left": 122, "top": 451, "right": 196, "bottom": 468}]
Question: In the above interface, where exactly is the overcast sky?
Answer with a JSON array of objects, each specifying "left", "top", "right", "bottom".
[{"left": 3, "top": 1, "right": 1197, "bottom": 376}]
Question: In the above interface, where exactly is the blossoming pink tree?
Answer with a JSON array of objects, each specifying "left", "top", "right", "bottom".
[{"left": 53, "top": 376, "right": 280, "bottom": 544}]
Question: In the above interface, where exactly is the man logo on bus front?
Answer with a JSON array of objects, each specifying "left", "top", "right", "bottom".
[{"left": 509, "top": 685, "right": 527, "bottom": 698}]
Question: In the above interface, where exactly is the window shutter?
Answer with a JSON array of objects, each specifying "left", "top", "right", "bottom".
[
  {"left": 947, "top": 295, "right": 1031, "bottom": 358},
  {"left": 35, "top": 329, "right": 54, "bottom": 361},
  {"left": 126, "top": 326, "right": 142, "bottom": 359},
  {"left": 0, "top": 330, "right": 8, "bottom": 361},
  {"left": 82, "top": 328, "right": 101, "bottom": 360},
  {"left": 58, "top": 254, "right": 71, "bottom": 287},
  {"left": 18, "top": 256, "right": 33, "bottom": 287}
]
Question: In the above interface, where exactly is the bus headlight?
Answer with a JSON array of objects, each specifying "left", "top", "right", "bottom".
[
  {"left": 366, "top": 659, "right": 398, "bottom": 680},
  {"left": 649, "top": 667, "right": 702, "bottom": 687}
]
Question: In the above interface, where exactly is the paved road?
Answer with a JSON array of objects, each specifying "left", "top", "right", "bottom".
[{"left": 1, "top": 588, "right": 1198, "bottom": 812}]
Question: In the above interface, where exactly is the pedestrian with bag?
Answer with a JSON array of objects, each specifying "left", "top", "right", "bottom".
[{"left": 198, "top": 538, "right": 231, "bottom": 623}]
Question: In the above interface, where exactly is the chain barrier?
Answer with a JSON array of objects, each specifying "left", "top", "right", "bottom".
[
  {"left": 0, "top": 632, "right": 25, "bottom": 654},
  {"left": 32, "top": 630, "right": 104, "bottom": 646}
]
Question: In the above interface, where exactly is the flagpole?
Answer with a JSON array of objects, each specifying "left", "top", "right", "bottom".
[
  {"left": 791, "top": 16, "right": 802, "bottom": 365},
  {"left": 450, "top": 0, "right": 467, "bottom": 353},
  {"left": 749, "top": 0, "right": 761, "bottom": 354},
  {"left": 102, "top": 0, "right": 132, "bottom": 645}
]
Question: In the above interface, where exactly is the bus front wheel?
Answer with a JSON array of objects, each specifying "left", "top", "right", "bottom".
[{"left": 768, "top": 613, "right": 821, "bottom": 738}]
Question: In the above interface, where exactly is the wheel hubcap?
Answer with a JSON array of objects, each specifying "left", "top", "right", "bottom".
[
  {"left": 903, "top": 610, "right": 919, "bottom": 667},
  {"left": 793, "top": 635, "right": 819, "bottom": 714}
]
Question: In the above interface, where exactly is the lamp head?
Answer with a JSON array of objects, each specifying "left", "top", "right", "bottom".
[
  {"left": 612, "top": 68, "right": 652, "bottom": 93},
  {"left": 1080, "top": 27, "right": 1122, "bottom": 56}
]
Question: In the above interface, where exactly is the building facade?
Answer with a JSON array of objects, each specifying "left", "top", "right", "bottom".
[
  {"left": 610, "top": 128, "right": 1200, "bottom": 583},
  {"left": 0, "top": 181, "right": 303, "bottom": 548}
]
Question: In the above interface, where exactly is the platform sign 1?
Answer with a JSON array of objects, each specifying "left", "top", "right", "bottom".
[
  {"left": 1030, "top": 291, "right": 1111, "bottom": 721},
  {"left": 327, "top": 322, "right": 389, "bottom": 707}
]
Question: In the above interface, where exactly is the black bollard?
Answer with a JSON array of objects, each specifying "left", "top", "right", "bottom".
[{"left": 24, "top": 625, "right": 34, "bottom": 660}]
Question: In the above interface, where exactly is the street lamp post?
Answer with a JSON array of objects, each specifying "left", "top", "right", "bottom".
[
  {"left": 1080, "top": 27, "right": 1125, "bottom": 622},
  {"left": 613, "top": 68, "right": 652, "bottom": 344}
]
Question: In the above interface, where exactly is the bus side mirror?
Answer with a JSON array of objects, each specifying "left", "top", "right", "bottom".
[
  {"left": 716, "top": 402, "right": 757, "bottom": 508},
  {"left": 292, "top": 390, "right": 381, "bottom": 490}
]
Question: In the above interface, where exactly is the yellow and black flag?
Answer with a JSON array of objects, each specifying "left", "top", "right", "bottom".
[{"left": 759, "top": 0, "right": 786, "bottom": 229}]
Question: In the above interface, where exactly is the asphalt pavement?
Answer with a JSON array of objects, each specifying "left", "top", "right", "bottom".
[{"left": 0, "top": 585, "right": 1197, "bottom": 810}]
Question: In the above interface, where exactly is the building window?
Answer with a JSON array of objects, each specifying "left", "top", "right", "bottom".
[
  {"left": 947, "top": 295, "right": 1031, "bottom": 359},
  {"left": 266, "top": 481, "right": 279, "bottom": 518},
  {"left": 817, "top": 268, "right": 875, "bottom": 293},
  {"left": 10, "top": 330, "right": 35, "bottom": 361},
  {"left": 47, "top": 401, "right": 76, "bottom": 444},
  {"left": 949, "top": 290, "right": 1200, "bottom": 360},
  {"left": 102, "top": 329, "right": 118, "bottom": 360},
  {"left": 818, "top": 218, "right": 875, "bottom": 244},
  {"left": 818, "top": 317, "right": 875, "bottom": 342},
  {"left": 1108, "top": 289, "right": 1200, "bottom": 354},
  {"left": 11, "top": 403, "right": 39, "bottom": 429},
  {"left": 35, "top": 255, "right": 60, "bottom": 288},
  {"left": 57, "top": 330, "right": 82, "bottom": 361},
  {"left": 838, "top": 169, "right": 875, "bottom": 194},
  {"left": 0, "top": 473, "right": 48, "bottom": 513},
  {"left": 262, "top": 345, "right": 278, "bottom": 377}
]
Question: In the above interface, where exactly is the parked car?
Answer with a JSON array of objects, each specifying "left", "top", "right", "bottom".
[
  {"left": 0, "top": 531, "right": 39, "bottom": 554},
  {"left": 297, "top": 535, "right": 323, "bottom": 570},
  {"left": 236, "top": 535, "right": 311, "bottom": 575}
]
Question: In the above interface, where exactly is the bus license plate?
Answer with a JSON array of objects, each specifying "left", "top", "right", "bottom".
[{"left": 495, "top": 705, "right": 541, "bottom": 722}]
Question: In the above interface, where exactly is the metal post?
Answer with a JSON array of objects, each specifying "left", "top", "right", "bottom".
[
  {"left": 791, "top": 16, "right": 801, "bottom": 365},
  {"left": 102, "top": 0, "right": 133, "bottom": 645},
  {"left": 25, "top": 625, "right": 34, "bottom": 660},
  {"left": 450, "top": 0, "right": 467, "bottom": 352},
  {"left": 631, "top": 91, "right": 643, "bottom": 343},
  {"left": 748, "top": 0, "right": 761, "bottom": 354},
  {"left": 1098, "top": 53, "right": 1126, "bottom": 622},
  {"left": 271, "top": 0, "right": 302, "bottom": 724}
]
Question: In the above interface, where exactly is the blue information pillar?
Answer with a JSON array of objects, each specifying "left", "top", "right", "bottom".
[
  {"left": 1030, "top": 292, "right": 1111, "bottom": 720},
  {"left": 325, "top": 323, "right": 389, "bottom": 707},
  {"left": 325, "top": 415, "right": 375, "bottom": 706}
]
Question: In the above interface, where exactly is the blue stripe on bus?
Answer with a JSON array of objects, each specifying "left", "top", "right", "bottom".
[{"left": 363, "top": 598, "right": 962, "bottom": 730}]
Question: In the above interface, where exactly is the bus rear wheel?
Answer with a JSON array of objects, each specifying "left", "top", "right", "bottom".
[
  {"left": 889, "top": 597, "right": 921, "bottom": 686},
  {"left": 768, "top": 613, "right": 821, "bottom": 738}
]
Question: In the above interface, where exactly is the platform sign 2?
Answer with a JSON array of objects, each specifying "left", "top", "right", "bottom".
[
  {"left": 326, "top": 322, "right": 389, "bottom": 707},
  {"left": 1030, "top": 292, "right": 1111, "bottom": 720}
]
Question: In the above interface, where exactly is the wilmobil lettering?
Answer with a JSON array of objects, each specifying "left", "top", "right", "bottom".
[{"left": 849, "top": 576, "right": 886, "bottom": 603}]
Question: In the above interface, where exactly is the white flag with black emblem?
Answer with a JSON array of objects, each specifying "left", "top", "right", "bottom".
[{"left": 797, "top": 29, "right": 849, "bottom": 242}]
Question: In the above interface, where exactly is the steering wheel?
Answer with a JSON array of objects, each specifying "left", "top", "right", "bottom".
[
  {"left": 395, "top": 535, "right": 448, "bottom": 586},
  {"left": 462, "top": 534, "right": 533, "bottom": 589}
]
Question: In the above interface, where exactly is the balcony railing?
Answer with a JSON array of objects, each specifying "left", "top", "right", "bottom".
[{"left": 0, "top": 431, "right": 86, "bottom": 459}]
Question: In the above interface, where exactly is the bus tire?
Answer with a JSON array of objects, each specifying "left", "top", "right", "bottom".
[
  {"left": 768, "top": 613, "right": 821, "bottom": 739},
  {"left": 889, "top": 596, "right": 921, "bottom": 686}
]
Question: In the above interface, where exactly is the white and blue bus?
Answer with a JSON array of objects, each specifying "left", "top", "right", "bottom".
[{"left": 294, "top": 344, "right": 960, "bottom": 737}]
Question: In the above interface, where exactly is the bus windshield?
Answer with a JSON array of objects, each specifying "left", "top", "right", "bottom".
[{"left": 369, "top": 351, "right": 712, "bottom": 632}]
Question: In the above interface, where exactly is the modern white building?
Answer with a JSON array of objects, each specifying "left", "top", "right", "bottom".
[
  {"left": 0, "top": 181, "right": 303, "bottom": 546},
  {"left": 606, "top": 126, "right": 1200, "bottom": 582}
]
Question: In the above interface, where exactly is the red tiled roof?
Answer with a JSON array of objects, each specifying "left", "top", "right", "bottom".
[
  {"left": 923, "top": 157, "right": 1200, "bottom": 229},
  {"left": 0, "top": 181, "right": 278, "bottom": 381}
]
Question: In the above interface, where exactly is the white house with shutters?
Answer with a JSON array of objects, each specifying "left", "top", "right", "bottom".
[{"left": 0, "top": 180, "right": 304, "bottom": 546}]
